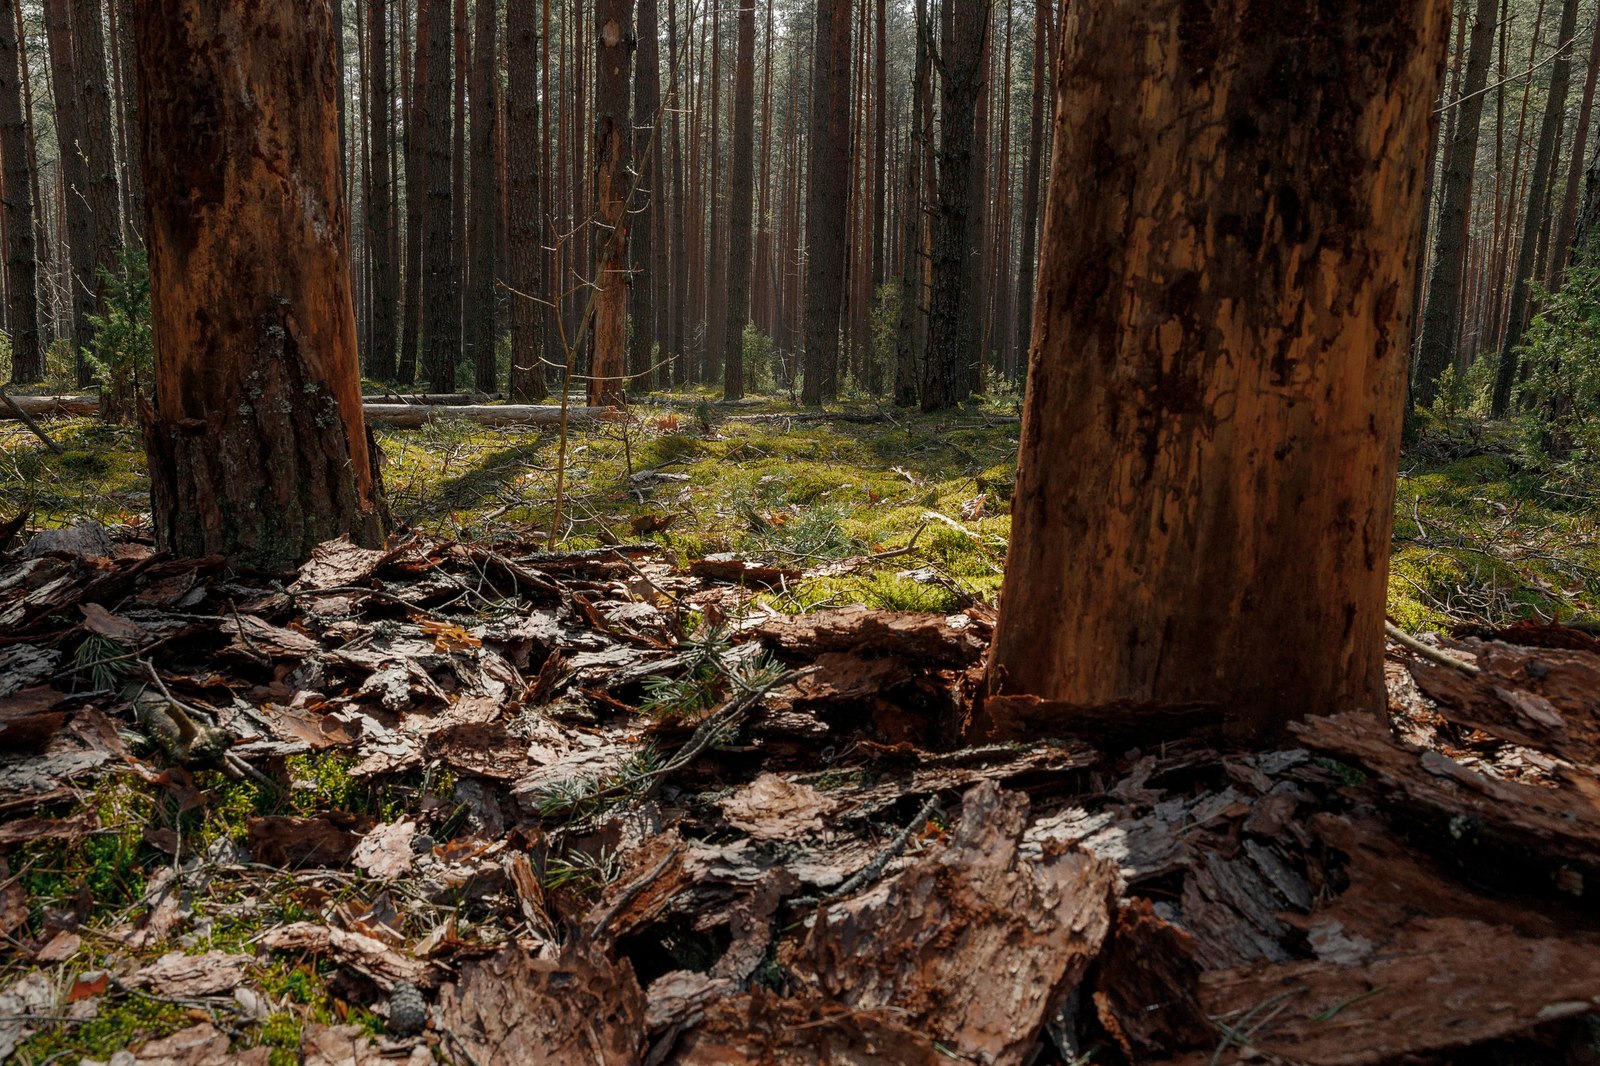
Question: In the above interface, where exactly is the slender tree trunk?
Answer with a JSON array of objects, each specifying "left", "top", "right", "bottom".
[
  {"left": 630, "top": 0, "right": 661, "bottom": 390},
  {"left": 703, "top": 1, "right": 724, "bottom": 383},
  {"left": 365, "top": 0, "right": 398, "bottom": 382},
  {"left": 74, "top": 0, "right": 123, "bottom": 296},
  {"left": 667, "top": 0, "right": 687, "bottom": 386},
  {"left": 1011, "top": 0, "right": 1046, "bottom": 384},
  {"left": 893, "top": 0, "right": 931, "bottom": 408},
  {"left": 450, "top": 0, "right": 467, "bottom": 382},
  {"left": 400, "top": 0, "right": 426, "bottom": 385},
  {"left": 921, "top": 0, "right": 988, "bottom": 410},
  {"left": 1548, "top": 0, "right": 1600, "bottom": 285},
  {"left": 507, "top": 0, "right": 544, "bottom": 400},
  {"left": 0, "top": 0, "right": 38, "bottom": 383},
  {"left": 721, "top": 0, "right": 755, "bottom": 400},
  {"left": 466, "top": 0, "right": 497, "bottom": 391},
  {"left": 133, "top": 0, "right": 383, "bottom": 570},
  {"left": 1412, "top": 0, "right": 1497, "bottom": 408},
  {"left": 985, "top": 0, "right": 1449, "bottom": 743},
  {"left": 801, "top": 0, "right": 850, "bottom": 405},
  {"left": 421, "top": 0, "right": 454, "bottom": 390},
  {"left": 112, "top": 0, "right": 141, "bottom": 244},
  {"left": 42, "top": 0, "right": 95, "bottom": 386},
  {"left": 589, "top": 0, "right": 632, "bottom": 406},
  {"left": 1492, "top": 0, "right": 1580, "bottom": 417},
  {"left": 871, "top": 0, "right": 886, "bottom": 301}
]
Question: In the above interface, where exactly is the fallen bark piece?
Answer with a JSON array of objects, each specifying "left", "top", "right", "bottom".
[
  {"left": 688, "top": 554, "right": 802, "bottom": 588},
  {"left": 434, "top": 940, "right": 645, "bottom": 1065},
  {"left": 301, "top": 1023, "right": 431, "bottom": 1066},
  {"left": 1199, "top": 917, "right": 1600, "bottom": 1064},
  {"left": 292, "top": 538, "right": 400, "bottom": 592},
  {"left": 0, "top": 972, "right": 53, "bottom": 1060},
  {"left": 127, "top": 1022, "right": 272, "bottom": 1065},
  {"left": 350, "top": 821, "right": 418, "bottom": 881},
  {"left": 260, "top": 923, "right": 435, "bottom": 990},
  {"left": 794, "top": 780, "right": 1117, "bottom": 1066},
  {"left": 748, "top": 605, "right": 988, "bottom": 665},
  {"left": 719, "top": 773, "right": 835, "bottom": 841},
  {"left": 0, "top": 809, "right": 99, "bottom": 846},
  {"left": 247, "top": 814, "right": 370, "bottom": 868},
  {"left": 1092, "top": 899, "right": 1211, "bottom": 1060},
  {"left": 124, "top": 950, "right": 253, "bottom": 997},
  {"left": 667, "top": 992, "right": 948, "bottom": 1065}
]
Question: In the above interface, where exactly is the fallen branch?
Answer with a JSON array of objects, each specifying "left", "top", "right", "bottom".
[
  {"left": 0, "top": 387, "right": 64, "bottom": 453},
  {"left": 1384, "top": 621, "right": 1481, "bottom": 676}
]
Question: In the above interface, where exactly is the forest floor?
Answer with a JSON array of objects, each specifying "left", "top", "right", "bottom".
[{"left": 5, "top": 396, "right": 1600, "bottom": 1065}]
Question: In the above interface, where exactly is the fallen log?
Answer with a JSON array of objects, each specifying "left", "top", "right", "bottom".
[
  {"left": 0, "top": 394, "right": 97, "bottom": 418},
  {"left": 1, "top": 394, "right": 621, "bottom": 428}
]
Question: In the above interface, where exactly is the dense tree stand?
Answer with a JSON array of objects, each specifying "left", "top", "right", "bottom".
[
  {"left": 986, "top": 0, "right": 1450, "bottom": 741},
  {"left": 133, "top": 0, "right": 383, "bottom": 571}
]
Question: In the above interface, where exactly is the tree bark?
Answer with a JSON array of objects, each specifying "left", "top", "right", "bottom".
[
  {"left": 72, "top": 0, "right": 122, "bottom": 299},
  {"left": 507, "top": 0, "right": 545, "bottom": 401},
  {"left": 1011, "top": 0, "right": 1047, "bottom": 385},
  {"left": 133, "top": 0, "right": 383, "bottom": 571},
  {"left": 666, "top": 0, "right": 687, "bottom": 386},
  {"left": 721, "top": 0, "right": 755, "bottom": 400},
  {"left": 365, "top": 0, "right": 398, "bottom": 382},
  {"left": 451, "top": 0, "right": 468, "bottom": 385},
  {"left": 629, "top": 0, "right": 662, "bottom": 391},
  {"left": 421, "top": 0, "right": 454, "bottom": 391},
  {"left": 1411, "top": 0, "right": 1497, "bottom": 408},
  {"left": 892, "top": 0, "right": 931, "bottom": 408},
  {"left": 801, "top": 0, "right": 850, "bottom": 406},
  {"left": 0, "top": 0, "right": 39, "bottom": 384},
  {"left": 921, "top": 0, "right": 988, "bottom": 411},
  {"left": 112, "top": 0, "right": 141, "bottom": 244},
  {"left": 1547, "top": 1, "right": 1600, "bottom": 285},
  {"left": 466, "top": 0, "right": 498, "bottom": 392},
  {"left": 42, "top": 0, "right": 95, "bottom": 387},
  {"left": 588, "top": 0, "right": 632, "bottom": 407},
  {"left": 1491, "top": 0, "right": 1580, "bottom": 417},
  {"left": 399, "top": 0, "right": 425, "bottom": 386},
  {"left": 985, "top": 0, "right": 1450, "bottom": 743}
]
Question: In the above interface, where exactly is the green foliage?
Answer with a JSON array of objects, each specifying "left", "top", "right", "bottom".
[
  {"left": 1514, "top": 264, "right": 1600, "bottom": 458},
  {"left": 84, "top": 248, "right": 153, "bottom": 416},
  {"left": 741, "top": 324, "right": 777, "bottom": 394}
]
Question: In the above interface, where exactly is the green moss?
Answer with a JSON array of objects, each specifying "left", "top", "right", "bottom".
[{"left": 12, "top": 995, "right": 194, "bottom": 1061}]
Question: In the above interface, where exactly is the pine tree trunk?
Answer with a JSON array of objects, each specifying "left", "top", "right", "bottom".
[
  {"left": 892, "top": 0, "right": 930, "bottom": 408},
  {"left": 113, "top": 0, "right": 142, "bottom": 244},
  {"left": 42, "top": 0, "right": 95, "bottom": 387},
  {"left": 507, "top": 0, "right": 544, "bottom": 400},
  {"left": 451, "top": 0, "right": 467, "bottom": 383},
  {"left": 667, "top": 0, "right": 688, "bottom": 386},
  {"left": 985, "top": 0, "right": 1450, "bottom": 743},
  {"left": 1491, "top": 0, "right": 1580, "bottom": 417},
  {"left": 921, "top": 0, "right": 987, "bottom": 411},
  {"left": 421, "top": 0, "right": 454, "bottom": 391},
  {"left": 1012, "top": 0, "right": 1047, "bottom": 385},
  {"left": 74, "top": 0, "right": 123, "bottom": 294},
  {"left": 466, "top": 0, "right": 497, "bottom": 392},
  {"left": 133, "top": 0, "right": 383, "bottom": 570},
  {"left": 1547, "top": 2, "right": 1600, "bottom": 285},
  {"left": 718, "top": 0, "right": 755, "bottom": 400},
  {"left": 588, "top": 0, "right": 632, "bottom": 406},
  {"left": 801, "top": 0, "right": 849, "bottom": 406},
  {"left": 630, "top": 0, "right": 661, "bottom": 390},
  {"left": 0, "top": 0, "right": 39, "bottom": 383},
  {"left": 1411, "top": 0, "right": 1496, "bottom": 408},
  {"left": 400, "top": 0, "right": 427, "bottom": 386},
  {"left": 365, "top": 0, "right": 398, "bottom": 382}
]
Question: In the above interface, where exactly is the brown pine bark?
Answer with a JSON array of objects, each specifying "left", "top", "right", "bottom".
[
  {"left": 112, "top": 0, "right": 141, "bottom": 244},
  {"left": 985, "top": 0, "right": 1450, "bottom": 742},
  {"left": 42, "top": 0, "right": 95, "bottom": 387},
  {"left": 630, "top": 0, "right": 662, "bottom": 390},
  {"left": 588, "top": 0, "right": 632, "bottom": 407},
  {"left": 801, "top": 0, "right": 850, "bottom": 406},
  {"left": 507, "top": 0, "right": 545, "bottom": 401},
  {"left": 451, "top": 0, "right": 467, "bottom": 381},
  {"left": 132, "top": 0, "right": 383, "bottom": 570},
  {"left": 1012, "top": 0, "right": 1047, "bottom": 384},
  {"left": 702, "top": 2, "right": 724, "bottom": 383},
  {"left": 871, "top": 0, "right": 886, "bottom": 297},
  {"left": 921, "top": 0, "right": 988, "bottom": 411},
  {"left": 1548, "top": 1, "right": 1600, "bottom": 285},
  {"left": 400, "top": 0, "right": 427, "bottom": 385},
  {"left": 0, "top": 0, "right": 39, "bottom": 383},
  {"left": 667, "top": 0, "right": 687, "bottom": 385},
  {"left": 365, "top": 0, "right": 398, "bottom": 382},
  {"left": 1492, "top": 0, "right": 1580, "bottom": 417},
  {"left": 466, "top": 0, "right": 497, "bottom": 392},
  {"left": 73, "top": 0, "right": 122, "bottom": 295},
  {"left": 422, "top": 0, "right": 455, "bottom": 391},
  {"left": 892, "top": 0, "right": 931, "bottom": 408},
  {"left": 721, "top": 0, "right": 755, "bottom": 400}
]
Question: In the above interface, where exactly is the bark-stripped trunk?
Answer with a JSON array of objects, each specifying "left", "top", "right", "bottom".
[
  {"left": 507, "top": 0, "right": 544, "bottom": 400},
  {"left": 801, "top": 0, "right": 849, "bottom": 406},
  {"left": 421, "top": 0, "right": 454, "bottom": 391},
  {"left": 1412, "top": 0, "right": 1496, "bottom": 408},
  {"left": 42, "top": 0, "right": 95, "bottom": 386},
  {"left": 1491, "top": 0, "right": 1580, "bottom": 417},
  {"left": 588, "top": 0, "right": 632, "bottom": 407},
  {"left": 720, "top": 0, "right": 755, "bottom": 400},
  {"left": 629, "top": 0, "right": 661, "bottom": 390},
  {"left": 0, "top": 0, "right": 38, "bottom": 383},
  {"left": 985, "top": 0, "right": 1450, "bottom": 742},
  {"left": 466, "top": 0, "right": 497, "bottom": 392},
  {"left": 365, "top": 0, "right": 398, "bottom": 382},
  {"left": 921, "top": 0, "right": 988, "bottom": 411},
  {"left": 133, "top": 0, "right": 383, "bottom": 570}
]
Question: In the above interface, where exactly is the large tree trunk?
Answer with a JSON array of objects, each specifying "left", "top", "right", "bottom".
[
  {"left": 0, "top": 0, "right": 38, "bottom": 384},
  {"left": 421, "top": 0, "right": 454, "bottom": 391},
  {"left": 112, "top": 0, "right": 142, "bottom": 244},
  {"left": 801, "top": 0, "right": 849, "bottom": 406},
  {"left": 42, "top": 0, "right": 96, "bottom": 387},
  {"left": 921, "top": 0, "right": 988, "bottom": 411},
  {"left": 465, "top": 0, "right": 497, "bottom": 392},
  {"left": 721, "top": 0, "right": 755, "bottom": 400},
  {"left": 588, "top": 0, "right": 632, "bottom": 407},
  {"left": 629, "top": 0, "right": 662, "bottom": 392},
  {"left": 365, "top": 0, "right": 398, "bottom": 382},
  {"left": 985, "top": 0, "right": 1450, "bottom": 743},
  {"left": 506, "top": 0, "right": 544, "bottom": 401},
  {"left": 1491, "top": 0, "right": 1580, "bottom": 417},
  {"left": 133, "top": 0, "right": 383, "bottom": 571},
  {"left": 73, "top": 0, "right": 121, "bottom": 298},
  {"left": 1411, "top": 0, "right": 1497, "bottom": 408}
]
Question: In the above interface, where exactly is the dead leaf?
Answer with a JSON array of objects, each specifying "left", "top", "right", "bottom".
[
  {"left": 79, "top": 601, "right": 149, "bottom": 643},
  {"left": 351, "top": 821, "right": 418, "bottom": 881},
  {"left": 0, "top": 972, "right": 53, "bottom": 1059},
  {"left": 34, "top": 929, "right": 81, "bottom": 962}
]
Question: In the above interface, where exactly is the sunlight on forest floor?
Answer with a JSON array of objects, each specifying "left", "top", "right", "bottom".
[{"left": 4, "top": 396, "right": 1599, "bottom": 633}]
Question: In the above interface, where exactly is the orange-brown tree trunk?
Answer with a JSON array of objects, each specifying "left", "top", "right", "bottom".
[
  {"left": 720, "top": 0, "right": 755, "bottom": 401},
  {"left": 133, "top": 0, "right": 383, "bottom": 571},
  {"left": 985, "top": 0, "right": 1450, "bottom": 742},
  {"left": 588, "top": 0, "right": 632, "bottom": 407},
  {"left": 507, "top": 0, "right": 545, "bottom": 401}
]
